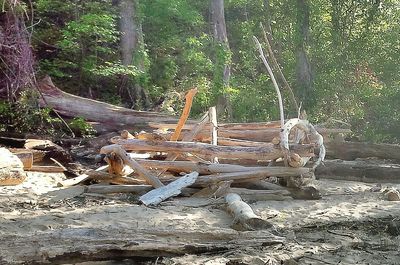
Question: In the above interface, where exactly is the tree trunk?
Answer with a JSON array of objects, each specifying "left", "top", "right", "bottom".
[
  {"left": 119, "top": 0, "right": 149, "bottom": 109},
  {"left": 295, "top": 0, "right": 313, "bottom": 109},
  {"left": 211, "top": 0, "right": 232, "bottom": 118}
]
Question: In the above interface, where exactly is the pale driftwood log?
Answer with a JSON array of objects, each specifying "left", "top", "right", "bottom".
[
  {"left": 140, "top": 172, "right": 199, "bottom": 206},
  {"left": 209, "top": 106, "right": 219, "bottom": 163},
  {"left": 136, "top": 159, "right": 301, "bottom": 176},
  {"left": 0, "top": 148, "right": 27, "bottom": 186},
  {"left": 150, "top": 120, "right": 351, "bottom": 134},
  {"left": 38, "top": 76, "right": 178, "bottom": 127},
  {"left": 315, "top": 159, "right": 400, "bottom": 183},
  {"left": 25, "top": 165, "right": 66, "bottom": 173},
  {"left": 85, "top": 184, "right": 152, "bottom": 194},
  {"left": 232, "top": 180, "right": 320, "bottom": 200},
  {"left": 195, "top": 167, "right": 310, "bottom": 187},
  {"left": 100, "top": 144, "right": 163, "bottom": 188},
  {"left": 229, "top": 188, "right": 291, "bottom": 201},
  {"left": 59, "top": 174, "right": 91, "bottom": 187},
  {"left": 225, "top": 193, "right": 273, "bottom": 231},
  {"left": 217, "top": 137, "right": 271, "bottom": 147},
  {"left": 59, "top": 169, "right": 147, "bottom": 187},
  {"left": 112, "top": 138, "right": 314, "bottom": 161},
  {"left": 325, "top": 141, "right": 400, "bottom": 161}
]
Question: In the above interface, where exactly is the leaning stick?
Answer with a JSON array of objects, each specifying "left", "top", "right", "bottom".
[
  {"left": 260, "top": 22, "right": 299, "bottom": 111},
  {"left": 253, "top": 36, "right": 288, "bottom": 165},
  {"left": 100, "top": 144, "right": 164, "bottom": 188},
  {"left": 209, "top": 106, "right": 219, "bottom": 163}
]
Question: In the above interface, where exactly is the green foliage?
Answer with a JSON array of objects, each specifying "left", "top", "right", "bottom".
[
  {"left": 0, "top": 92, "right": 62, "bottom": 135},
  {"left": 68, "top": 117, "right": 96, "bottom": 138}
]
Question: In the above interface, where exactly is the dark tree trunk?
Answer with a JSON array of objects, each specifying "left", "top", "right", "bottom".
[
  {"left": 211, "top": 0, "right": 232, "bottom": 119},
  {"left": 119, "top": 0, "right": 149, "bottom": 109},
  {"left": 0, "top": 3, "right": 35, "bottom": 101},
  {"left": 295, "top": 0, "right": 313, "bottom": 110}
]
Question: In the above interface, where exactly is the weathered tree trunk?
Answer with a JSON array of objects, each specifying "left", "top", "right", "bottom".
[
  {"left": 119, "top": 0, "right": 149, "bottom": 108},
  {"left": 38, "top": 76, "right": 177, "bottom": 128},
  {"left": 0, "top": 2, "right": 35, "bottom": 101},
  {"left": 316, "top": 159, "right": 400, "bottom": 183},
  {"left": 295, "top": 0, "right": 313, "bottom": 109},
  {"left": 0, "top": 227, "right": 283, "bottom": 264},
  {"left": 211, "top": 0, "right": 232, "bottom": 118}
]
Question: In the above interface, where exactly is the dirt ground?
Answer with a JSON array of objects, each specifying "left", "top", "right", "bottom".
[{"left": 0, "top": 172, "right": 399, "bottom": 265}]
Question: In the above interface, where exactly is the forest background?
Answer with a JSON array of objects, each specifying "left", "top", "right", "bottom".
[{"left": 1, "top": 0, "right": 399, "bottom": 143}]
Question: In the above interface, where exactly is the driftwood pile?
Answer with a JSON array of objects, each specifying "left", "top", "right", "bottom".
[{"left": 43, "top": 86, "right": 336, "bottom": 230}]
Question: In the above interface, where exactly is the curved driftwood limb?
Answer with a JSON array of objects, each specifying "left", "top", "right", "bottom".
[
  {"left": 225, "top": 193, "right": 274, "bottom": 231},
  {"left": 281, "top": 118, "right": 325, "bottom": 169},
  {"left": 100, "top": 144, "right": 163, "bottom": 188}
]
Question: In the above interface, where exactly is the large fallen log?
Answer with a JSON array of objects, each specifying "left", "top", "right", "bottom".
[
  {"left": 38, "top": 76, "right": 178, "bottom": 127},
  {"left": 135, "top": 159, "right": 295, "bottom": 175},
  {"left": 112, "top": 138, "right": 315, "bottom": 161},
  {"left": 0, "top": 227, "right": 283, "bottom": 264},
  {"left": 315, "top": 159, "right": 400, "bottom": 183},
  {"left": 325, "top": 141, "right": 400, "bottom": 161}
]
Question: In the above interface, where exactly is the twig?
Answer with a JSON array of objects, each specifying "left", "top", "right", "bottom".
[
  {"left": 327, "top": 229, "right": 355, "bottom": 239},
  {"left": 253, "top": 36, "right": 285, "bottom": 128}
]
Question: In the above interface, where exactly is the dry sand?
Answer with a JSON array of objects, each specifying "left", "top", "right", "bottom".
[{"left": 0, "top": 172, "right": 399, "bottom": 264}]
